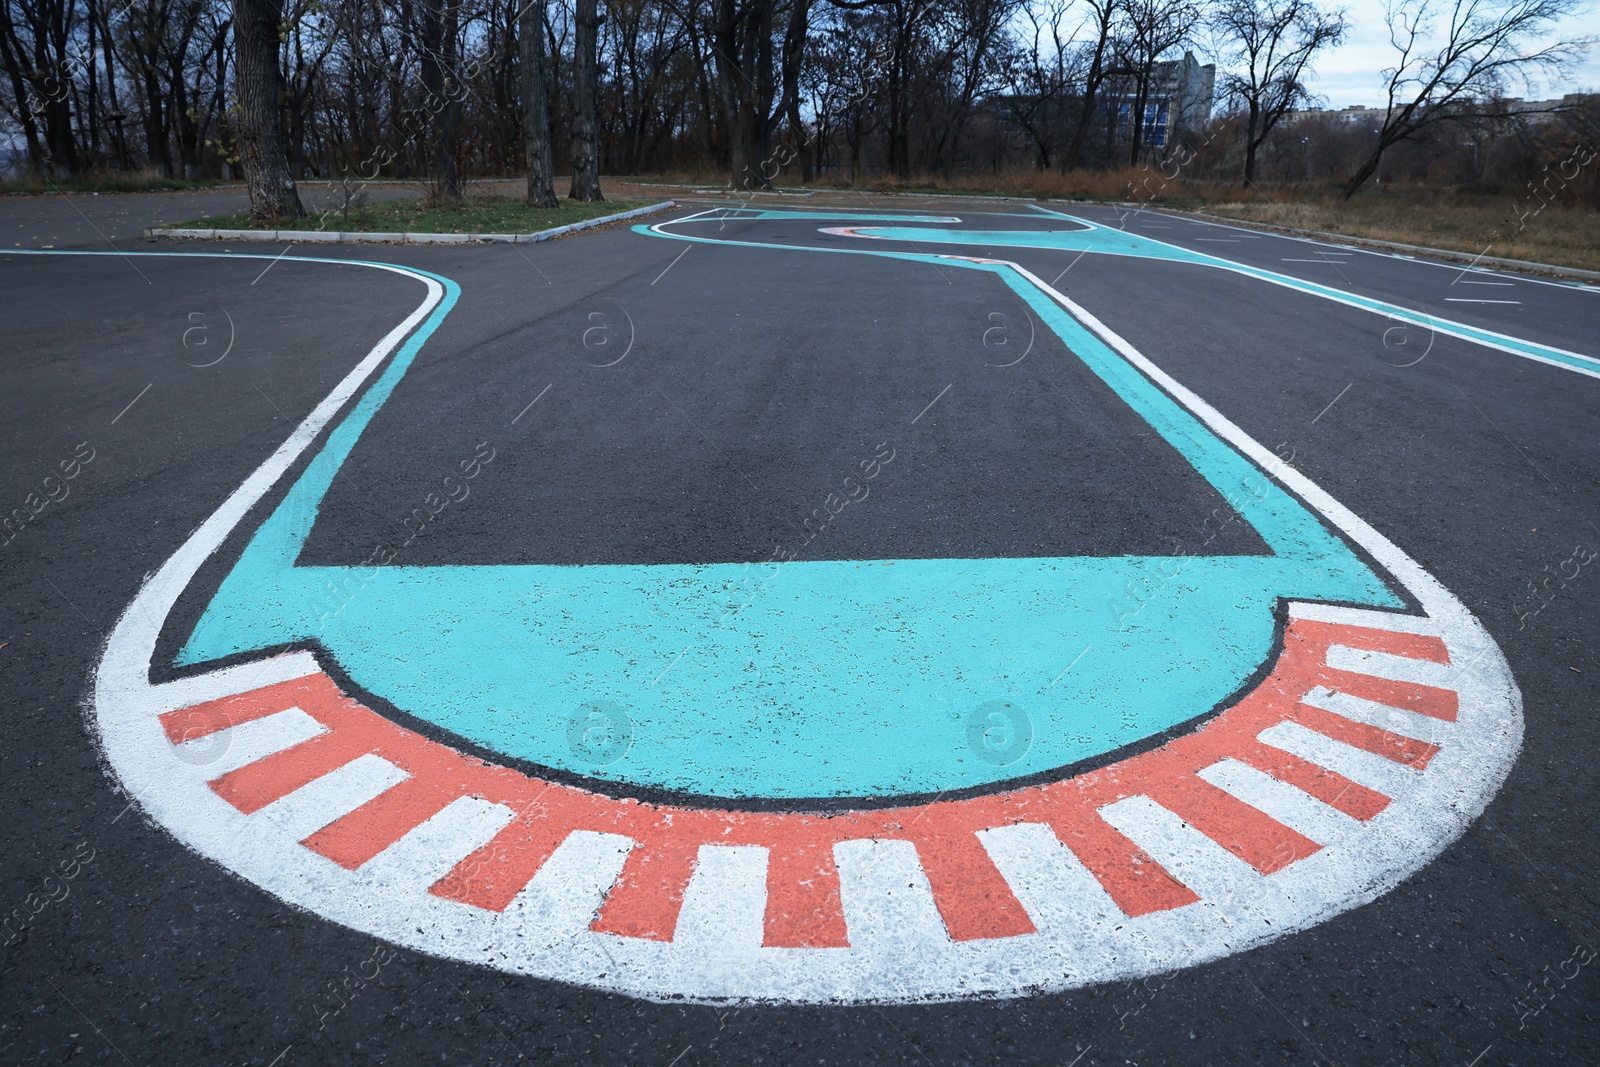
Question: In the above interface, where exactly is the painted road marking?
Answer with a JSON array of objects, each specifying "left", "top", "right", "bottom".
[
  {"left": 247, "top": 753, "right": 408, "bottom": 842},
  {"left": 1302, "top": 689, "right": 1444, "bottom": 745},
  {"left": 1195, "top": 758, "right": 1362, "bottom": 846},
  {"left": 1445, "top": 298, "right": 1522, "bottom": 304},
  {"left": 349, "top": 796, "right": 516, "bottom": 892},
  {"left": 107, "top": 607, "right": 1507, "bottom": 1001},
  {"left": 1255, "top": 720, "right": 1422, "bottom": 799},
  {"left": 814, "top": 219, "right": 1598, "bottom": 379},
  {"left": 35, "top": 233, "right": 1520, "bottom": 1004},
  {"left": 674, "top": 846, "right": 768, "bottom": 948},
  {"left": 170, "top": 705, "right": 326, "bottom": 777}
]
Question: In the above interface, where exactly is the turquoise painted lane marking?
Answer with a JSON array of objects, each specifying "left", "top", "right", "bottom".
[
  {"left": 179, "top": 218, "right": 1399, "bottom": 800},
  {"left": 834, "top": 215, "right": 1600, "bottom": 379},
  {"left": 686, "top": 208, "right": 965, "bottom": 223}
]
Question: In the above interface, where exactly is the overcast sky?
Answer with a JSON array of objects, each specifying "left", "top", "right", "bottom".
[{"left": 1294, "top": 0, "right": 1600, "bottom": 107}]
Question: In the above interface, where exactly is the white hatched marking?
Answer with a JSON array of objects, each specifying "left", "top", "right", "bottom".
[
  {"left": 353, "top": 796, "right": 515, "bottom": 888},
  {"left": 1302, "top": 687, "right": 1447, "bottom": 747},
  {"left": 1326, "top": 644, "right": 1456, "bottom": 688},
  {"left": 1258, "top": 721, "right": 1419, "bottom": 798},
  {"left": 1197, "top": 758, "right": 1362, "bottom": 847},
  {"left": 978, "top": 822, "right": 1122, "bottom": 932},
  {"left": 250, "top": 754, "right": 408, "bottom": 842},
  {"left": 506, "top": 829, "right": 632, "bottom": 937},
  {"left": 673, "top": 845, "right": 768, "bottom": 947},
  {"left": 835, "top": 838, "right": 949, "bottom": 947},
  {"left": 177, "top": 706, "right": 326, "bottom": 779},
  {"left": 1098, "top": 796, "right": 1295, "bottom": 926}
]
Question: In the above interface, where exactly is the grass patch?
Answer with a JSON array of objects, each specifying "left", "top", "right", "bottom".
[
  {"left": 173, "top": 194, "right": 648, "bottom": 234},
  {"left": 1202, "top": 192, "right": 1600, "bottom": 273}
]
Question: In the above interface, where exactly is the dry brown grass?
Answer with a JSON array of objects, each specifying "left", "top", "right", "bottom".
[
  {"left": 627, "top": 165, "right": 1240, "bottom": 202},
  {"left": 1201, "top": 190, "right": 1600, "bottom": 274}
]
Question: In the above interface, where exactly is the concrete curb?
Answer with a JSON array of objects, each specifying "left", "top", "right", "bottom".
[{"left": 143, "top": 200, "right": 676, "bottom": 245}]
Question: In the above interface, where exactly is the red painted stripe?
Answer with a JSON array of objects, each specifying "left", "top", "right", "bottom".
[
  {"left": 1145, "top": 777, "right": 1320, "bottom": 873},
  {"left": 763, "top": 836, "right": 850, "bottom": 948},
  {"left": 159, "top": 672, "right": 330, "bottom": 743},
  {"left": 1290, "top": 704, "right": 1440, "bottom": 769},
  {"left": 428, "top": 817, "right": 574, "bottom": 911},
  {"left": 1292, "top": 619, "right": 1450, "bottom": 665},
  {"left": 1319, "top": 670, "right": 1459, "bottom": 722},
  {"left": 1046, "top": 809, "right": 1200, "bottom": 916},
  {"left": 301, "top": 776, "right": 458, "bottom": 869},
  {"left": 908, "top": 825, "right": 1036, "bottom": 941},
  {"left": 207, "top": 729, "right": 377, "bottom": 814},
  {"left": 590, "top": 837, "right": 700, "bottom": 941}
]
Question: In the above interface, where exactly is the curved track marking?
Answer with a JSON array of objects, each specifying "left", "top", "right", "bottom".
[{"left": 8, "top": 238, "right": 1522, "bottom": 1004}]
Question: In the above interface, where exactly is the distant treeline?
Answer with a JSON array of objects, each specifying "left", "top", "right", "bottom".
[{"left": 1, "top": 0, "right": 1593, "bottom": 200}]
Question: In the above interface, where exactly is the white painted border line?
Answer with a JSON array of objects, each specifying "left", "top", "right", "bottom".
[{"left": 141, "top": 200, "right": 676, "bottom": 245}]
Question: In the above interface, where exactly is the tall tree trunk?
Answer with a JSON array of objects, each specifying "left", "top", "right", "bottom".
[
  {"left": 420, "top": 0, "right": 463, "bottom": 203},
  {"left": 1061, "top": 6, "right": 1112, "bottom": 171},
  {"left": 84, "top": 0, "right": 99, "bottom": 164},
  {"left": 141, "top": 63, "right": 172, "bottom": 176},
  {"left": 42, "top": 92, "right": 79, "bottom": 176},
  {"left": 1341, "top": 151, "right": 1381, "bottom": 201},
  {"left": 780, "top": 0, "right": 811, "bottom": 182},
  {"left": 743, "top": 0, "right": 774, "bottom": 186},
  {"left": 711, "top": 0, "right": 749, "bottom": 186},
  {"left": 568, "top": 0, "right": 603, "bottom": 200},
  {"left": 1127, "top": 70, "right": 1150, "bottom": 167},
  {"left": 1242, "top": 103, "right": 1260, "bottom": 183},
  {"left": 231, "top": 0, "right": 303, "bottom": 222},
  {"left": 96, "top": 0, "right": 130, "bottom": 169},
  {"left": 519, "top": 0, "right": 558, "bottom": 206}
]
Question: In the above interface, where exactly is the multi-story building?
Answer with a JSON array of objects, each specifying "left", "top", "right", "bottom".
[{"left": 1106, "top": 51, "right": 1217, "bottom": 148}]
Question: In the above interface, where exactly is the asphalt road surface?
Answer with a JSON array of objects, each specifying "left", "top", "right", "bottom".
[{"left": 1, "top": 187, "right": 1597, "bottom": 1066}]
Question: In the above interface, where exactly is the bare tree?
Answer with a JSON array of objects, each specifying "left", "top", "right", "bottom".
[
  {"left": 0, "top": 0, "right": 83, "bottom": 174},
  {"left": 778, "top": 0, "right": 814, "bottom": 181},
  {"left": 1061, "top": 0, "right": 1121, "bottom": 170},
  {"left": 998, "top": 0, "right": 1075, "bottom": 171},
  {"left": 568, "top": 0, "right": 603, "bottom": 199},
  {"left": 232, "top": 0, "right": 303, "bottom": 221},
  {"left": 1121, "top": 0, "right": 1200, "bottom": 166},
  {"left": 520, "top": 0, "right": 557, "bottom": 205},
  {"left": 933, "top": 0, "right": 1021, "bottom": 173},
  {"left": 1342, "top": 0, "right": 1593, "bottom": 199},
  {"left": 1213, "top": 0, "right": 1346, "bottom": 183}
]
